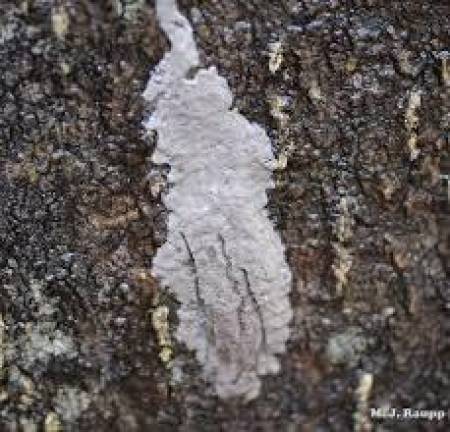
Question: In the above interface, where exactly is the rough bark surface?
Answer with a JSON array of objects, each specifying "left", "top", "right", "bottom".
[{"left": 0, "top": 0, "right": 448, "bottom": 431}]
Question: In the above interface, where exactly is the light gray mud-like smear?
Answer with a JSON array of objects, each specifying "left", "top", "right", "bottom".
[{"left": 143, "top": 0, "right": 292, "bottom": 400}]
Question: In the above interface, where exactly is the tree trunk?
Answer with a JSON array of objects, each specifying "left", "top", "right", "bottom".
[{"left": 0, "top": 0, "right": 448, "bottom": 431}]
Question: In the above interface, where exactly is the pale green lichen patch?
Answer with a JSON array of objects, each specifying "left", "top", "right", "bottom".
[
  {"left": 0, "top": 314, "right": 5, "bottom": 380},
  {"left": 44, "top": 412, "right": 62, "bottom": 432},
  {"left": 268, "top": 95, "right": 295, "bottom": 173},
  {"left": 17, "top": 322, "right": 77, "bottom": 366},
  {"left": 268, "top": 41, "right": 283, "bottom": 74},
  {"left": 113, "top": 0, "right": 146, "bottom": 21},
  {"left": 405, "top": 88, "right": 422, "bottom": 161},
  {"left": 353, "top": 373, "right": 374, "bottom": 432},
  {"left": 332, "top": 195, "right": 354, "bottom": 297},
  {"left": 51, "top": 6, "right": 69, "bottom": 41},
  {"left": 53, "top": 386, "right": 91, "bottom": 426},
  {"left": 4, "top": 280, "right": 77, "bottom": 370},
  {"left": 326, "top": 327, "right": 368, "bottom": 367},
  {"left": 442, "top": 56, "right": 450, "bottom": 86},
  {"left": 151, "top": 305, "right": 173, "bottom": 367}
]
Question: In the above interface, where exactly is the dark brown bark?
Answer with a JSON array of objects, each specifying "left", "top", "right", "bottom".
[{"left": 0, "top": 0, "right": 448, "bottom": 431}]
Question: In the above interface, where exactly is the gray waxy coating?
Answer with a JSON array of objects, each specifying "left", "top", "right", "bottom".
[{"left": 144, "top": 0, "right": 292, "bottom": 400}]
